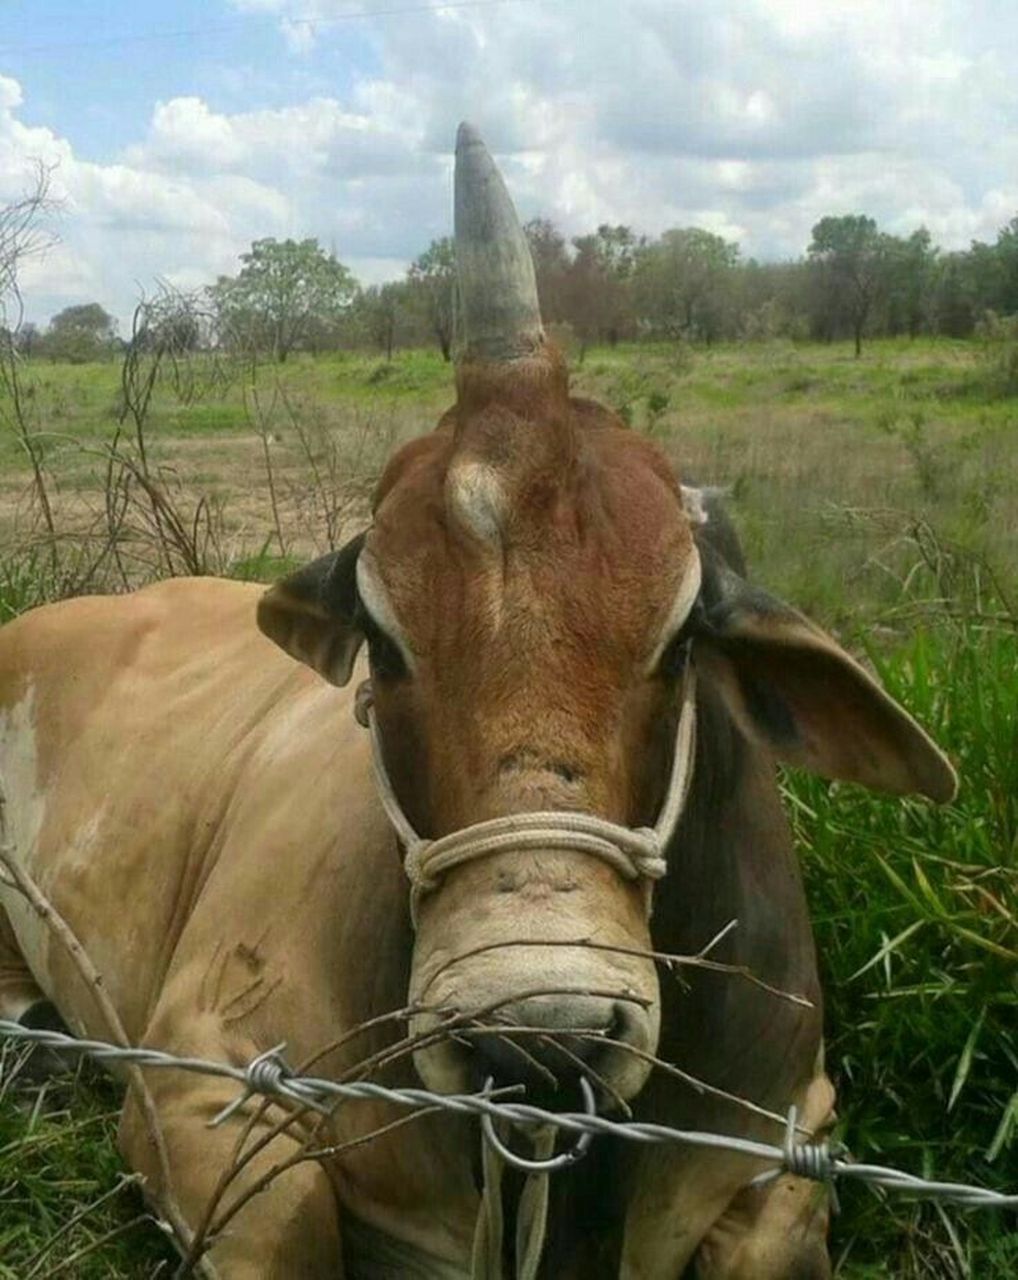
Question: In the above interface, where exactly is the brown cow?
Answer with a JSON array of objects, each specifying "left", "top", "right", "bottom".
[{"left": 0, "top": 125, "right": 955, "bottom": 1278}]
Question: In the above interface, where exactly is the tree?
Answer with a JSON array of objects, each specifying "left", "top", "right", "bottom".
[
  {"left": 881, "top": 228, "right": 938, "bottom": 338},
  {"left": 42, "top": 303, "right": 118, "bottom": 363},
  {"left": 807, "top": 215, "right": 890, "bottom": 357},
  {"left": 566, "top": 224, "right": 641, "bottom": 351},
  {"left": 932, "top": 251, "right": 978, "bottom": 337},
  {"left": 968, "top": 216, "right": 1018, "bottom": 319},
  {"left": 733, "top": 260, "right": 809, "bottom": 340},
  {"left": 354, "top": 283, "right": 405, "bottom": 361},
  {"left": 209, "top": 238, "right": 356, "bottom": 362},
  {"left": 993, "top": 216, "right": 1018, "bottom": 315},
  {"left": 407, "top": 237, "right": 456, "bottom": 361},
  {"left": 635, "top": 228, "right": 739, "bottom": 343},
  {"left": 14, "top": 321, "right": 39, "bottom": 356},
  {"left": 524, "top": 218, "right": 571, "bottom": 323}
]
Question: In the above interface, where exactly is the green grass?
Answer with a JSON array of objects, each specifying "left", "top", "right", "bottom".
[
  {"left": 790, "top": 621, "right": 1017, "bottom": 1277},
  {"left": 0, "top": 1053, "right": 175, "bottom": 1278},
  {"left": 1, "top": 337, "right": 1015, "bottom": 1275},
  {"left": 162, "top": 402, "right": 249, "bottom": 435}
]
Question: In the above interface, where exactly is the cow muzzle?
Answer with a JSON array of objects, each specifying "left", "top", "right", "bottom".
[{"left": 408, "top": 932, "right": 662, "bottom": 1105}]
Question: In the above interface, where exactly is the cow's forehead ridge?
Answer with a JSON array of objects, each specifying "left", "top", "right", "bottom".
[{"left": 364, "top": 398, "right": 696, "bottom": 667}]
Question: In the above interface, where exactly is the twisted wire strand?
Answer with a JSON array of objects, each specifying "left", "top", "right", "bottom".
[{"left": 1, "top": 1020, "right": 1015, "bottom": 1210}]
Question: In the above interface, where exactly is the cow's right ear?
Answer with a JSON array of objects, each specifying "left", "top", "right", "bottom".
[
  {"left": 257, "top": 533, "right": 365, "bottom": 686},
  {"left": 691, "top": 547, "right": 958, "bottom": 802}
]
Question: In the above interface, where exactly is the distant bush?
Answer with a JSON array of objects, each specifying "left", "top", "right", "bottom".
[
  {"left": 37, "top": 302, "right": 119, "bottom": 363},
  {"left": 975, "top": 310, "right": 1018, "bottom": 396}
]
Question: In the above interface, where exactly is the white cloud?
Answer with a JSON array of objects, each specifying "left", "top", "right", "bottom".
[
  {"left": 0, "top": 83, "right": 294, "bottom": 328},
  {"left": 17, "top": 242, "right": 96, "bottom": 301},
  {"left": 146, "top": 97, "right": 248, "bottom": 171},
  {"left": 4, "top": 1, "right": 1018, "bottom": 327},
  {"left": 280, "top": 17, "right": 318, "bottom": 55},
  {"left": 0, "top": 75, "right": 23, "bottom": 111}
]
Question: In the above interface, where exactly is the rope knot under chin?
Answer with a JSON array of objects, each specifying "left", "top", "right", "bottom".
[{"left": 403, "top": 840, "right": 439, "bottom": 896}]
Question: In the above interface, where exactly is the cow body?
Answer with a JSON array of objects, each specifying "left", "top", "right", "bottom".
[
  {"left": 1, "top": 571, "right": 829, "bottom": 1278},
  {"left": 1, "top": 581, "right": 481, "bottom": 1275}
]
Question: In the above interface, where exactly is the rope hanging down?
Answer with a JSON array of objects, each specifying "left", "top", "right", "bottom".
[{"left": 2, "top": 1019, "right": 1016, "bottom": 1212}]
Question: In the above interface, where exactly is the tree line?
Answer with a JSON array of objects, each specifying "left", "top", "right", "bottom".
[{"left": 10, "top": 210, "right": 1018, "bottom": 364}]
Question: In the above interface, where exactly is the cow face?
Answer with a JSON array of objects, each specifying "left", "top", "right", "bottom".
[
  {"left": 259, "top": 361, "right": 694, "bottom": 1102},
  {"left": 258, "top": 125, "right": 956, "bottom": 1106}
]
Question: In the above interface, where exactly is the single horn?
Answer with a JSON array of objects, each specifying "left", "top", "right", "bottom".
[{"left": 454, "top": 122, "right": 544, "bottom": 361}]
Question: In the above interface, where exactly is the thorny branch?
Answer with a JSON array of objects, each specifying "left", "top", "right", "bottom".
[
  {"left": 420, "top": 924, "right": 814, "bottom": 1010},
  {"left": 0, "top": 163, "right": 60, "bottom": 556}
]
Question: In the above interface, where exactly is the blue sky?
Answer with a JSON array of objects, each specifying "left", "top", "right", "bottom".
[
  {"left": 1, "top": 1, "right": 379, "bottom": 160},
  {"left": 1, "top": 1, "right": 1017, "bottom": 330}
]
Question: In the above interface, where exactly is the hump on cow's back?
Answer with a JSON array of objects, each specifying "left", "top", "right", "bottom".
[{"left": 0, "top": 576, "right": 270, "bottom": 702}]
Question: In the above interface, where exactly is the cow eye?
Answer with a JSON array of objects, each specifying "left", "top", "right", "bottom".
[
  {"left": 658, "top": 634, "right": 691, "bottom": 681},
  {"left": 655, "top": 598, "right": 702, "bottom": 681},
  {"left": 356, "top": 602, "right": 408, "bottom": 680}
]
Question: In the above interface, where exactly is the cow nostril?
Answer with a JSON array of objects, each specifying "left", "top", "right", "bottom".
[
  {"left": 612, "top": 999, "right": 641, "bottom": 1042},
  {"left": 466, "top": 996, "right": 641, "bottom": 1093},
  {"left": 569, "top": 1001, "right": 635, "bottom": 1071},
  {"left": 605, "top": 1001, "right": 626, "bottom": 1045}
]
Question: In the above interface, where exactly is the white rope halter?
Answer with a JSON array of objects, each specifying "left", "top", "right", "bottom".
[{"left": 356, "top": 664, "right": 698, "bottom": 926}]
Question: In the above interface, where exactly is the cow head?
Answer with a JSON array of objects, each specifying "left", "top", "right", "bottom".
[{"left": 258, "top": 125, "right": 956, "bottom": 1106}]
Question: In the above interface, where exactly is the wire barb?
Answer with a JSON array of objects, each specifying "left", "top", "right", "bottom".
[
  {"left": 750, "top": 1105, "right": 841, "bottom": 1212},
  {"left": 208, "top": 1043, "right": 328, "bottom": 1128}
]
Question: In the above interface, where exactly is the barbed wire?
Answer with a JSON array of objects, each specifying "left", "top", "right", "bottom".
[{"left": 1, "top": 1019, "right": 1015, "bottom": 1210}]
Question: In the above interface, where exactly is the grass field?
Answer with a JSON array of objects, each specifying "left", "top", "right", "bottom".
[{"left": 0, "top": 337, "right": 1015, "bottom": 1277}]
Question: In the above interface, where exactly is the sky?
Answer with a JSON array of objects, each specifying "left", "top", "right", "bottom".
[{"left": 2, "top": 0, "right": 1017, "bottom": 331}]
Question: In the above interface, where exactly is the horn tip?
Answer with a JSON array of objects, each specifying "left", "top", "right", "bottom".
[{"left": 456, "top": 121, "right": 484, "bottom": 153}]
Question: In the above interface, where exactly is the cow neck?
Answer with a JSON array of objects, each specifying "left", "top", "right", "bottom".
[{"left": 354, "top": 663, "right": 698, "bottom": 927}]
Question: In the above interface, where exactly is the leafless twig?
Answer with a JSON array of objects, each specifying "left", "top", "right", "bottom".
[{"left": 421, "top": 930, "right": 812, "bottom": 1010}]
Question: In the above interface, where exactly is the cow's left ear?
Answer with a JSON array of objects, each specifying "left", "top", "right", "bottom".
[
  {"left": 694, "top": 559, "right": 958, "bottom": 802},
  {"left": 257, "top": 533, "right": 365, "bottom": 686}
]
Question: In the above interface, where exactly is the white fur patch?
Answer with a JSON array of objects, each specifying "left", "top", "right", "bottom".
[
  {"left": 680, "top": 485, "right": 709, "bottom": 527},
  {"left": 646, "top": 549, "right": 702, "bottom": 673},
  {"left": 0, "top": 683, "right": 52, "bottom": 994},
  {"left": 446, "top": 460, "right": 506, "bottom": 545}
]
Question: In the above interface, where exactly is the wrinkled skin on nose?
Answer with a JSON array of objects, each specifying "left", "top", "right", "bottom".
[{"left": 407, "top": 844, "right": 662, "bottom": 1102}]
